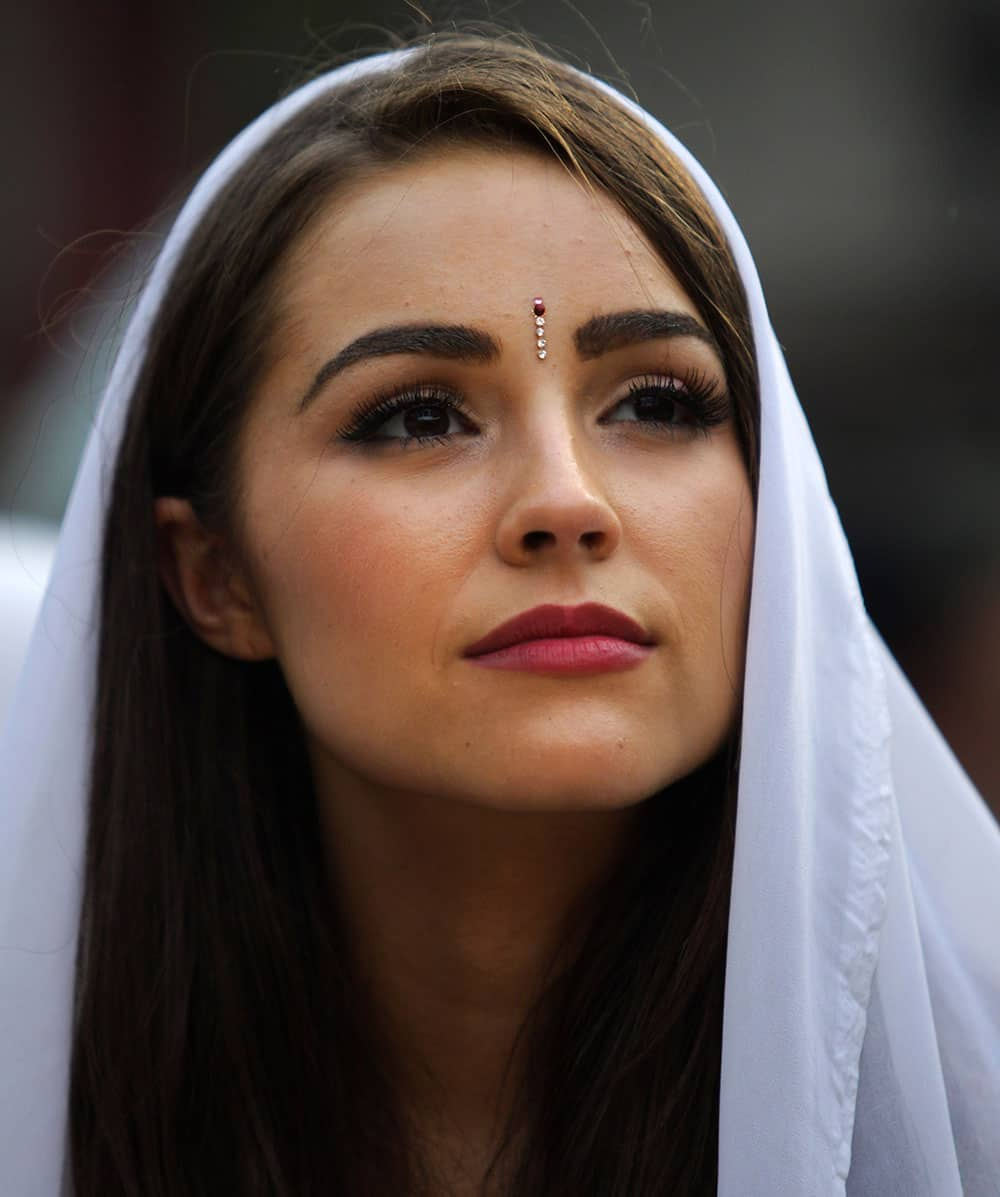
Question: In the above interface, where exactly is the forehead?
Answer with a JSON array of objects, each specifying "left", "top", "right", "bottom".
[{"left": 275, "top": 145, "right": 699, "bottom": 331}]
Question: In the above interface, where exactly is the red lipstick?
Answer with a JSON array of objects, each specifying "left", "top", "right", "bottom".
[{"left": 464, "top": 603, "right": 655, "bottom": 674}]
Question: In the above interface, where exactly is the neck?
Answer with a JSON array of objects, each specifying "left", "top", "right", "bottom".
[{"left": 312, "top": 763, "right": 641, "bottom": 1149}]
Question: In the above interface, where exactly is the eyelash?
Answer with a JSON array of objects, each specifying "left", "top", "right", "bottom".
[{"left": 335, "top": 371, "right": 731, "bottom": 450}]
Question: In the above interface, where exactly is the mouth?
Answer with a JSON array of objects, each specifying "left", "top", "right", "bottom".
[{"left": 463, "top": 602, "right": 656, "bottom": 674}]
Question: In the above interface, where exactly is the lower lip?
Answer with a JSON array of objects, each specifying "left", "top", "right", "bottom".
[{"left": 466, "top": 636, "right": 654, "bottom": 674}]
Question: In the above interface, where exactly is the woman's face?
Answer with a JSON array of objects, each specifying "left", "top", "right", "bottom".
[{"left": 233, "top": 145, "right": 753, "bottom": 812}]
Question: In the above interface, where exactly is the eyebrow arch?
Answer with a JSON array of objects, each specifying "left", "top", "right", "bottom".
[
  {"left": 574, "top": 309, "right": 720, "bottom": 359},
  {"left": 299, "top": 308, "right": 720, "bottom": 413},
  {"left": 298, "top": 324, "right": 501, "bottom": 411}
]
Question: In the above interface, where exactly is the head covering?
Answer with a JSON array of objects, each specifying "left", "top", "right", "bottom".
[{"left": 2, "top": 47, "right": 997, "bottom": 1197}]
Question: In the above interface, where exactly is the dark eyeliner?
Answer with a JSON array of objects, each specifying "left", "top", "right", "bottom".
[
  {"left": 337, "top": 384, "right": 473, "bottom": 446},
  {"left": 337, "top": 366, "right": 729, "bottom": 449},
  {"left": 611, "top": 369, "right": 731, "bottom": 434}
]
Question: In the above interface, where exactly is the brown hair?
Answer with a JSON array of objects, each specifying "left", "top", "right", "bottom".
[{"left": 71, "top": 31, "right": 758, "bottom": 1196}]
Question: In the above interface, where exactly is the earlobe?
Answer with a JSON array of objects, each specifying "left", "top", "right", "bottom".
[{"left": 153, "top": 497, "right": 276, "bottom": 661}]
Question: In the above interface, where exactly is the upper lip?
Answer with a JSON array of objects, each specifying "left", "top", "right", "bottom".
[{"left": 464, "top": 603, "right": 656, "bottom": 657}]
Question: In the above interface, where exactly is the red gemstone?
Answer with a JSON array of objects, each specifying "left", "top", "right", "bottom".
[{"left": 532, "top": 297, "right": 546, "bottom": 315}]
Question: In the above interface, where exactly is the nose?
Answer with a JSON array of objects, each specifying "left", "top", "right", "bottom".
[{"left": 494, "top": 427, "right": 623, "bottom": 568}]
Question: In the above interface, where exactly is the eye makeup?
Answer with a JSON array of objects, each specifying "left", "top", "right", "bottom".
[
  {"left": 608, "top": 370, "right": 731, "bottom": 437},
  {"left": 337, "top": 383, "right": 475, "bottom": 449},
  {"left": 334, "top": 364, "right": 730, "bottom": 451}
]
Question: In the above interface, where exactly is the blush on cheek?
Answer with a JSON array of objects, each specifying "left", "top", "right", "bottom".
[
  {"left": 300, "top": 516, "right": 402, "bottom": 633},
  {"left": 253, "top": 478, "right": 452, "bottom": 668}
]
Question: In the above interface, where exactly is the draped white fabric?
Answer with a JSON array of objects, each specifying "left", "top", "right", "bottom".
[{"left": 1, "top": 49, "right": 997, "bottom": 1197}]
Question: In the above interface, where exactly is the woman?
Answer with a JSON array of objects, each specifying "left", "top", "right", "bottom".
[{"left": 1, "top": 32, "right": 997, "bottom": 1197}]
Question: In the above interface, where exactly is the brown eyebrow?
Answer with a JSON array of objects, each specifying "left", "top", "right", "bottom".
[
  {"left": 299, "top": 308, "right": 719, "bottom": 413},
  {"left": 574, "top": 309, "right": 720, "bottom": 358},
  {"left": 298, "top": 324, "right": 501, "bottom": 411}
]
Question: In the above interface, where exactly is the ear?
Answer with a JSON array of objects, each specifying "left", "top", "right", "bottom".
[{"left": 154, "top": 497, "right": 276, "bottom": 661}]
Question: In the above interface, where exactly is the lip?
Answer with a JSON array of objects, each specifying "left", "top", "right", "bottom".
[
  {"left": 464, "top": 602, "right": 656, "bottom": 660},
  {"left": 464, "top": 636, "right": 654, "bottom": 674}
]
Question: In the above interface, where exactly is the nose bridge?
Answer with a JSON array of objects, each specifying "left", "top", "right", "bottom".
[
  {"left": 521, "top": 395, "right": 591, "bottom": 484},
  {"left": 494, "top": 384, "right": 622, "bottom": 565}
]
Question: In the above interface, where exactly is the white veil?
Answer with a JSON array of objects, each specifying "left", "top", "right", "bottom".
[{"left": 2, "top": 48, "right": 998, "bottom": 1197}]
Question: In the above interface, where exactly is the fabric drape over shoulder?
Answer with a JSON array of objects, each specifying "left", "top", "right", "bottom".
[{"left": 2, "top": 48, "right": 998, "bottom": 1197}]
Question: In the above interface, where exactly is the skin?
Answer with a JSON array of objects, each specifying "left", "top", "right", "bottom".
[{"left": 156, "top": 145, "right": 753, "bottom": 1190}]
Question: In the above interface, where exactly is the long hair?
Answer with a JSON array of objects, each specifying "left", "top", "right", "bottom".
[{"left": 70, "top": 31, "right": 759, "bottom": 1196}]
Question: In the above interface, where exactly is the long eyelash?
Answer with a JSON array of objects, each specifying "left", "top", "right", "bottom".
[
  {"left": 337, "top": 384, "right": 471, "bottom": 445},
  {"left": 337, "top": 367, "right": 730, "bottom": 448},
  {"left": 622, "top": 368, "right": 732, "bottom": 431}
]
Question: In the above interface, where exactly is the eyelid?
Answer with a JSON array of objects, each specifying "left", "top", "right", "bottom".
[
  {"left": 336, "top": 382, "right": 473, "bottom": 444},
  {"left": 335, "top": 359, "right": 730, "bottom": 448},
  {"left": 601, "top": 368, "right": 732, "bottom": 430},
  {"left": 612, "top": 365, "right": 726, "bottom": 402}
]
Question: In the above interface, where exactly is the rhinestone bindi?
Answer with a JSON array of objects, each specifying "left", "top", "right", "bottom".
[{"left": 532, "top": 297, "right": 548, "bottom": 360}]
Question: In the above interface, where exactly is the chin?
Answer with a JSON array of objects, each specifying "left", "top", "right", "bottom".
[{"left": 449, "top": 744, "right": 706, "bottom": 814}]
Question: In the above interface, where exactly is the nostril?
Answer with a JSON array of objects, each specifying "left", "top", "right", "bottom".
[{"left": 520, "top": 529, "right": 607, "bottom": 553}]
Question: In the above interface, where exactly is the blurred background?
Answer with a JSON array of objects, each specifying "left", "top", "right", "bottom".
[{"left": 2, "top": 0, "right": 997, "bottom": 811}]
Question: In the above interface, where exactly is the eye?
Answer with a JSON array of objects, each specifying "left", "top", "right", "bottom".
[
  {"left": 338, "top": 386, "right": 476, "bottom": 448},
  {"left": 374, "top": 400, "right": 464, "bottom": 442},
  {"left": 605, "top": 380, "right": 693, "bottom": 427},
  {"left": 601, "top": 372, "right": 730, "bottom": 435}
]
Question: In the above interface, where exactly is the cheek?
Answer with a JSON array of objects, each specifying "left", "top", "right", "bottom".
[
  {"left": 243, "top": 470, "right": 478, "bottom": 716},
  {"left": 624, "top": 452, "right": 753, "bottom": 722},
  {"left": 691, "top": 476, "right": 753, "bottom": 679},
  {"left": 627, "top": 451, "right": 752, "bottom": 622}
]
